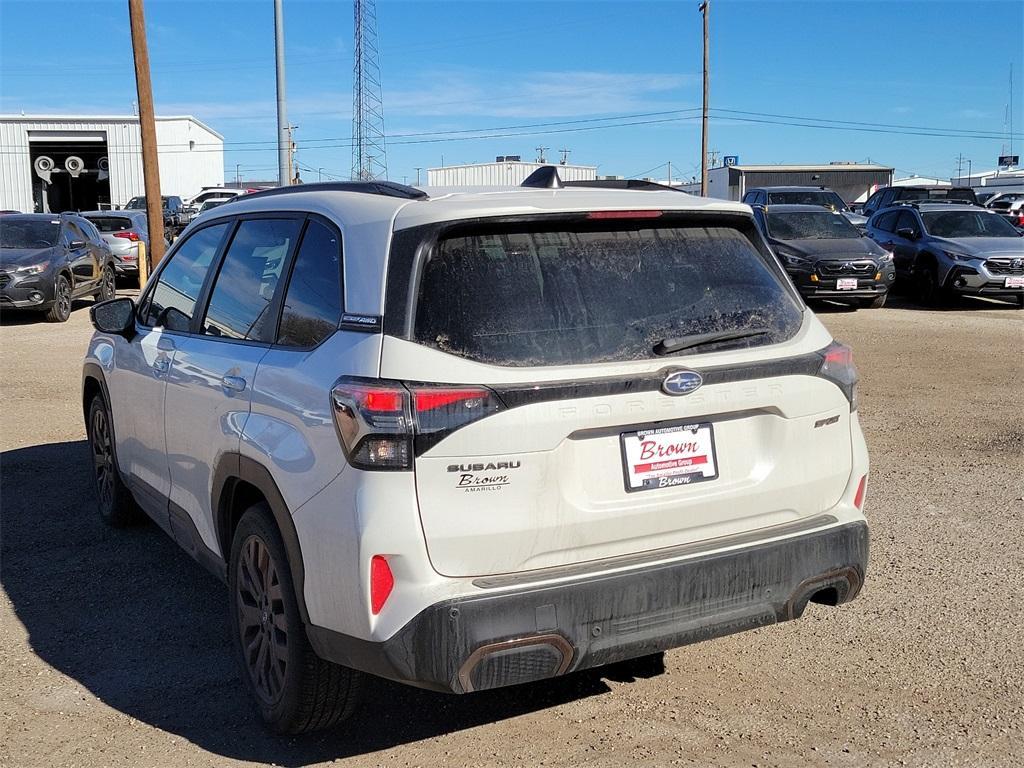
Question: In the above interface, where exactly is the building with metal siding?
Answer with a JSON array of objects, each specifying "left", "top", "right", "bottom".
[
  {"left": 679, "top": 163, "right": 894, "bottom": 203},
  {"left": 0, "top": 115, "right": 223, "bottom": 213},
  {"left": 427, "top": 160, "right": 597, "bottom": 187}
]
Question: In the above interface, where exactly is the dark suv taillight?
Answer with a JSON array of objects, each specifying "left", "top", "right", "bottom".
[
  {"left": 331, "top": 378, "right": 503, "bottom": 470},
  {"left": 816, "top": 341, "right": 858, "bottom": 410}
]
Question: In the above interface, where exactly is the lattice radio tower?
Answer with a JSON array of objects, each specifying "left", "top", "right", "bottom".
[{"left": 351, "top": 0, "right": 388, "bottom": 180}]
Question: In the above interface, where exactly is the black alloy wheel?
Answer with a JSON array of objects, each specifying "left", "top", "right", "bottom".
[
  {"left": 86, "top": 396, "right": 138, "bottom": 526},
  {"left": 914, "top": 264, "right": 940, "bottom": 306},
  {"left": 90, "top": 402, "right": 116, "bottom": 513},
  {"left": 236, "top": 534, "right": 289, "bottom": 706},
  {"left": 46, "top": 275, "right": 72, "bottom": 322},
  {"left": 98, "top": 264, "right": 116, "bottom": 302}
]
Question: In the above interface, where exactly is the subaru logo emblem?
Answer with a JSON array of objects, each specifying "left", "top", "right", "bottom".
[
  {"left": 1013, "top": 258, "right": 1023, "bottom": 269},
  {"left": 662, "top": 370, "right": 703, "bottom": 396}
]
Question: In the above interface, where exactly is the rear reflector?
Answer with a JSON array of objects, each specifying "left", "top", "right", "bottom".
[
  {"left": 370, "top": 555, "right": 394, "bottom": 615},
  {"left": 854, "top": 475, "right": 867, "bottom": 510},
  {"left": 587, "top": 210, "right": 663, "bottom": 219}
]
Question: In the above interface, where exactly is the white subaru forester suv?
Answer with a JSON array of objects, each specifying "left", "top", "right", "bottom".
[{"left": 83, "top": 171, "right": 869, "bottom": 734}]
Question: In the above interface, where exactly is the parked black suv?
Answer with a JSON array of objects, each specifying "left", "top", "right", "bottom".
[
  {"left": 0, "top": 213, "right": 117, "bottom": 321},
  {"left": 125, "top": 195, "right": 187, "bottom": 237},
  {"left": 861, "top": 185, "right": 977, "bottom": 218},
  {"left": 753, "top": 204, "right": 894, "bottom": 308}
]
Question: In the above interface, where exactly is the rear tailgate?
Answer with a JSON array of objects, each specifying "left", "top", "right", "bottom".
[{"left": 381, "top": 212, "right": 855, "bottom": 577}]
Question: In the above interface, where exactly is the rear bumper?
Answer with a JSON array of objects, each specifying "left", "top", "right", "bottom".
[{"left": 307, "top": 519, "right": 869, "bottom": 693}]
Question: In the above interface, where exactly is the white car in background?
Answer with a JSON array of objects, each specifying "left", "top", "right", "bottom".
[{"left": 83, "top": 173, "right": 870, "bottom": 734}]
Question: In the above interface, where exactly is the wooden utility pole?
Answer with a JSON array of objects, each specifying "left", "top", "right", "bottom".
[
  {"left": 699, "top": 1, "right": 710, "bottom": 197},
  {"left": 128, "top": 0, "right": 165, "bottom": 268}
]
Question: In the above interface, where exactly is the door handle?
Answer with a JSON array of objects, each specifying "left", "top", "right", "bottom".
[{"left": 220, "top": 375, "right": 246, "bottom": 393}]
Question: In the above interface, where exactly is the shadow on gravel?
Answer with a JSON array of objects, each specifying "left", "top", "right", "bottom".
[{"left": 1, "top": 440, "right": 662, "bottom": 764}]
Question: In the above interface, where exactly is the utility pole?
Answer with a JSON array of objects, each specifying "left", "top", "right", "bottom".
[
  {"left": 235, "top": 163, "right": 241, "bottom": 187},
  {"left": 286, "top": 124, "right": 298, "bottom": 185},
  {"left": 955, "top": 152, "right": 964, "bottom": 184},
  {"left": 667, "top": 160, "right": 672, "bottom": 186},
  {"left": 128, "top": 0, "right": 165, "bottom": 268},
  {"left": 559, "top": 148, "right": 571, "bottom": 165},
  {"left": 318, "top": 167, "right": 323, "bottom": 182},
  {"left": 414, "top": 167, "right": 422, "bottom": 185},
  {"left": 536, "top": 146, "right": 549, "bottom": 163},
  {"left": 274, "top": 0, "right": 289, "bottom": 187},
  {"left": 699, "top": 1, "right": 710, "bottom": 197}
]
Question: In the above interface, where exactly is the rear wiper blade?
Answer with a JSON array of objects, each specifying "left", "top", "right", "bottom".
[{"left": 653, "top": 328, "right": 771, "bottom": 356}]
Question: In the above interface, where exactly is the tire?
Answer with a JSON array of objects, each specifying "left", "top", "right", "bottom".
[
  {"left": 229, "top": 503, "right": 362, "bottom": 734},
  {"left": 861, "top": 294, "right": 887, "bottom": 309},
  {"left": 86, "top": 395, "right": 140, "bottom": 527},
  {"left": 1015, "top": 294, "right": 1024, "bottom": 309},
  {"left": 45, "top": 274, "right": 72, "bottom": 322},
  {"left": 913, "top": 263, "right": 941, "bottom": 306},
  {"left": 96, "top": 263, "right": 116, "bottom": 302}
]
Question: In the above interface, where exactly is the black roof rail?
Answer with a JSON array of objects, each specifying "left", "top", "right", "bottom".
[
  {"left": 562, "top": 179, "right": 688, "bottom": 192},
  {"left": 521, "top": 166, "right": 563, "bottom": 189},
  {"left": 226, "top": 180, "right": 428, "bottom": 203}
]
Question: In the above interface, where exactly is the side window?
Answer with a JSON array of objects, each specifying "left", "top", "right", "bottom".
[
  {"left": 65, "top": 221, "right": 85, "bottom": 246},
  {"left": 895, "top": 210, "right": 919, "bottom": 235},
  {"left": 143, "top": 222, "right": 229, "bottom": 331},
  {"left": 276, "top": 220, "right": 343, "bottom": 348},
  {"left": 874, "top": 211, "right": 898, "bottom": 232},
  {"left": 864, "top": 192, "right": 881, "bottom": 213},
  {"left": 200, "top": 218, "right": 300, "bottom": 341},
  {"left": 742, "top": 191, "right": 755, "bottom": 204}
]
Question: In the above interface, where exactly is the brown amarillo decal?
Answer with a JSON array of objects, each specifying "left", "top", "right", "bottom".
[{"left": 447, "top": 461, "right": 521, "bottom": 492}]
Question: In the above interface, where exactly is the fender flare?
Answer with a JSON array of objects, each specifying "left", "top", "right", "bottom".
[{"left": 212, "top": 453, "right": 310, "bottom": 624}]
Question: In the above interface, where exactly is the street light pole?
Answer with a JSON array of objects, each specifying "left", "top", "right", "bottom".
[
  {"left": 235, "top": 163, "right": 241, "bottom": 187},
  {"left": 699, "top": 1, "right": 710, "bottom": 197},
  {"left": 274, "top": 0, "right": 289, "bottom": 187}
]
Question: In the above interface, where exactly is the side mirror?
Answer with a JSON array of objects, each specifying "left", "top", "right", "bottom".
[
  {"left": 90, "top": 297, "right": 136, "bottom": 339},
  {"left": 896, "top": 227, "right": 917, "bottom": 240}
]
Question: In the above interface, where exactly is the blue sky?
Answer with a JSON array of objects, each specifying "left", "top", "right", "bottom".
[{"left": 1, "top": 0, "right": 1022, "bottom": 185}]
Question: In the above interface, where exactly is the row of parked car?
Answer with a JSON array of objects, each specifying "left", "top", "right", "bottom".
[
  {"left": 0, "top": 187, "right": 259, "bottom": 322},
  {"left": 741, "top": 184, "right": 1024, "bottom": 310}
]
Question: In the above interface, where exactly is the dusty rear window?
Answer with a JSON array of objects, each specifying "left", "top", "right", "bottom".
[
  {"left": 413, "top": 224, "right": 802, "bottom": 366},
  {"left": 86, "top": 216, "right": 134, "bottom": 233}
]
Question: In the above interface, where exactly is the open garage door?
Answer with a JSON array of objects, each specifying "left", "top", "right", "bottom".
[{"left": 28, "top": 131, "right": 111, "bottom": 213}]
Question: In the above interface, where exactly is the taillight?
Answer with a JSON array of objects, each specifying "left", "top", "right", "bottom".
[
  {"left": 369, "top": 555, "right": 394, "bottom": 615},
  {"left": 817, "top": 341, "right": 858, "bottom": 410},
  {"left": 587, "top": 210, "right": 663, "bottom": 219},
  {"left": 113, "top": 231, "right": 141, "bottom": 241},
  {"left": 330, "top": 378, "right": 503, "bottom": 470}
]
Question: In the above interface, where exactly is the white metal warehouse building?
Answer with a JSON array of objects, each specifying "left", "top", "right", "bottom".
[
  {"left": 0, "top": 114, "right": 224, "bottom": 213},
  {"left": 427, "top": 159, "right": 597, "bottom": 187}
]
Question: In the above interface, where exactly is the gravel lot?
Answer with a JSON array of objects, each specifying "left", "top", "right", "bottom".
[{"left": 1, "top": 292, "right": 1022, "bottom": 768}]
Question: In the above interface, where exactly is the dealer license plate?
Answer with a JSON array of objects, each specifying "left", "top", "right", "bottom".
[
  {"left": 836, "top": 278, "right": 858, "bottom": 290},
  {"left": 1005, "top": 276, "right": 1024, "bottom": 288},
  {"left": 620, "top": 422, "right": 718, "bottom": 492}
]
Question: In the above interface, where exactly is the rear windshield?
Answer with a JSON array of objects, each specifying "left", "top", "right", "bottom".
[
  {"left": 86, "top": 216, "right": 133, "bottom": 233},
  {"left": 0, "top": 218, "right": 60, "bottom": 248},
  {"left": 766, "top": 211, "right": 860, "bottom": 240},
  {"left": 413, "top": 223, "right": 802, "bottom": 366},
  {"left": 767, "top": 191, "right": 848, "bottom": 211}
]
